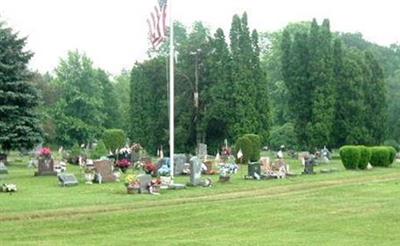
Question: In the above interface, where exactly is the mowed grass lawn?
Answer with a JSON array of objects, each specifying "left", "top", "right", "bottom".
[{"left": 1, "top": 153, "right": 400, "bottom": 245}]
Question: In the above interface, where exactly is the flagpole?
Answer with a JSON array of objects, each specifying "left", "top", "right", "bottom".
[{"left": 169, "top": 0, "right": 174, "bottom": 178}]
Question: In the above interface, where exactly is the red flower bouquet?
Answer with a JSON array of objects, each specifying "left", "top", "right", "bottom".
[
  {"left": 116, "top": 159, "right": 131, "bottom": 172},
  {"left": 39, "top": 147, "right": 52, "bottom": 158},
  {"left": 144, "top": 162, "right": 156, "bottom": 176}
]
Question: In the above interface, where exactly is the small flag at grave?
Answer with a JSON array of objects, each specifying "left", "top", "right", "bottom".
[{"left": 237, "top": 149, "right": 243, "bottom": 159}]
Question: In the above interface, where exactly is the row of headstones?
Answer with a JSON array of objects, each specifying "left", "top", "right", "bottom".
[
  {"left": 1, "top": 149, "right": 212, "bottom": 189},
  {"left": 31, "top": 158, "right": 116, "bottom": 187},
  {"left": 61, "top": 157, "right": 208, "bottom": 189},
  {"left": 48, "top": 157, "right": 205, "bottom": 188}
]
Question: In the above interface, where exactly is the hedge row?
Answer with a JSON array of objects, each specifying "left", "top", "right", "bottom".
[{"left": 339, "top": 145, "right": 396, "bottom": 170}]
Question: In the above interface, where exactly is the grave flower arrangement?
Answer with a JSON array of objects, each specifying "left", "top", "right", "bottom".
[
  {"left": 2, "top": 183, "right": 17, "bottom": 192},
  {"left": 219, "top": 163, "right": 239, "bottom": 182},
  {"left": 133, "top": 161, "right": 144, "bottom": 170},
  {"left": 148, "top": 178, "right": 162, "bottom": 194},
  {"left": 125, "top": 174, "right": 140, "bottom": 194},
  {"left": 38, "top": 147, "right": 52, "bottom": 158},
  {"left": 118, "top": 147, "right": 132, "bottom": 160},
  {"left": 124, "top": 174, "right": 138, "bottom": 187},
  {"left": 83, "top": 165, "right": 95, "bottom": 184},
  {"left": 143, "top": 161, "right": 157, "bottom": 176},
  {"left": 116, "top": 159, "right": 131, "bottom": 173}
]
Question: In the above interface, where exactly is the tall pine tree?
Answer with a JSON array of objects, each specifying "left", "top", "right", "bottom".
[
  {"left": 309, "top": 19, "right": 335, "bottom": 149},
  {"left": 363, "top": 51, "right": 386, "bottom": 144},
  {"left": 230, "top": 13, "right": 268, "bottom": 141},
  {"left": 0, "top": 21, "right": 42, "bottom": 154},
  {"left": 204, "top": 28, "right": 234, "bottom": 150}
]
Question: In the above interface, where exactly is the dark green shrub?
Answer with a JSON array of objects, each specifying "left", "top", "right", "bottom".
[
  {"left": 235, "top": 136, "right": 253, "bottom": 164},
  {"left": 358, "top": 146, "right": 371, "bottom": 170},
  {"left": 339, "top": 146, "right": 360, "bottom": 170},
  {"left": 243, "top": 134, "right": 261, "bottom": 162},
  {"left": 235, "top": 134, "right": 261, "bottom": 164},
  {"left": 90, "top": 140, "right": 108, "bottom": 159},
  {"left": 386, "top": 146, "right": 397, "bottom": 164},
  {"left": 102, "top": 129, "right": 126, "bottom": 153},
  {"left": 369, "top": 147, "right": 390, "bottom": 167}
]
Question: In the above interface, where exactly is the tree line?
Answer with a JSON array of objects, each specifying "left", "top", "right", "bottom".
[
  {"left": 130, "top": 13, "right": 269, "bottom": 154},
  {"left": 1, "top": 14, "right": 400, "bottom": 155},
  {"left": 279, "top": 19, "right": 386, "bottom": 150}
]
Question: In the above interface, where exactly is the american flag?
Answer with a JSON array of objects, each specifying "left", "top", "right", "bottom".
[{"left": 147, "top": 0, "right": 168, "bottom": 49}]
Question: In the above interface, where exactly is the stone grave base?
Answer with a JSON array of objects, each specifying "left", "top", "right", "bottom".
[
  {"left": 168, "top": 184, "right": 186, "bottom": 190},
  {"left": 320, "top": 168, "right": 338, "bottom": 174},
  {"left": 58, "top": 173, "right": 79, "bottom": 187},
  {"left": 219, "top": 176, "right": 230, "bottom": 182},
  {"left": 34, "top": 171, "right": 57, "bottom": 176},
  {"left": 127, "top": 187, "right": 139, "bottom": 194}
]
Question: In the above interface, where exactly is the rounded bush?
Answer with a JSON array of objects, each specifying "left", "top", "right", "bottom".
[
  {"left": 386, "top": 146, "right": 397, "bottom": 164},
  {"left": 235, "top": 136, "right": 252, "bottom": 164},
  {"left": 339, "top": 146, "right": 360, "bottom": 170},
  {"left": 358, "top": 146, "right": 371, "bottom": 170},
  {"left": 369, "top": 147, "right": 390, "bottom": 167},
  {"left": 243, "top": 134, "right": 261, "bottom": 162},
  {"left": 102, "top": 129, "right": 126, "bottom": 153}
]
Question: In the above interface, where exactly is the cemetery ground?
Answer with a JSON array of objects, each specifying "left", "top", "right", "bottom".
[{"left": 1, "top": 152, "right": 400, "bottom": 245}]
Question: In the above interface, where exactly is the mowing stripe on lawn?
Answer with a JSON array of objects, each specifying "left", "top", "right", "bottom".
[{"left": 1, "top": 172, "right": 399, "bottom": 222}]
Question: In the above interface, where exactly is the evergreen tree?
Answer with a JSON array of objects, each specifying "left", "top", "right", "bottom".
[
  {"left": 204, "top": 28, "right": 234, "bottom": 150},
  {"left": 282, "top": 30, "right": 312, "bottom": 148},
  {"left": 332, "top": 39, "right": 347, "bottom": 146},
  {"left": 0, "top": 21, "right": 42, "bottom": 153},
  {"left": 335, "top": 49, "right": 368, "bottom": 145},
  {"left": 175, "top": 21, "right": 211, "bottom": 151},
  {"left": 251, "top": 29, "right": 270, "bottom": 142},
  {"left": 229, "top": 12, "right": 266, "bottom": 141},
  {"left": 129, "top": 58, "right": 168, "bottom": 154},
  {"left": 386, "top": 69, "right": 400, "bottom": 141},
  {"left": 308, "top": 19, "right": 335, "bottom": 149},
  {"left": 363, "top": 51, "right": 386, "bottom": 144}
]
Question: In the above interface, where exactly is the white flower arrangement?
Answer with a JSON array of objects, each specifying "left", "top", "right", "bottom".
[
  {"left": 219, "top": 163, "right": 239, "bottom": 178},
  {"left": 2, "top": 183, "right": 17, "bottom": 192}
]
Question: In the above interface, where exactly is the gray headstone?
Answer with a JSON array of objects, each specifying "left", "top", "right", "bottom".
[
  {"left": 0, "top": 161, "right": 8, "bottom": 174},
  {"left": 131, "top": 151, "right": 140, "bottom": 163},
  {"left": 303, "top": 158, "right": 315, "bottom": 175},
  {"left": 0, "top": 153, "right": 7, "bottom": 165},
  {"left": 190, "top": 156, "right": 202, "bottom": 186},
  {"left": 173, "top": 154, "right": 188, "bottom": 176},
  {"left": 137, "top": 174, "right": 152, "bottom": 194},
  {"left": 94, "top": 160, "right": 116, "bottom": 182},
  {"left": 35, "top": 157, "right": 57, "bottom": 176},
  {"left": 58, "top": 173, "right": 78, "bottom": 186},
  {"left": 197, "top": 143, "right": 207, "bottom": 159}
]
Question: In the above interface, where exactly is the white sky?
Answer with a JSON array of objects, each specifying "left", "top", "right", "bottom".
[{"left": 1, "top": 0, "right": 399, "bottom": 75}]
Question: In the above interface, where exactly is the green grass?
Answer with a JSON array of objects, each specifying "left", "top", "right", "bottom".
[{"left": 1, "top": 153, "right": 400, "bottom": 245}]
